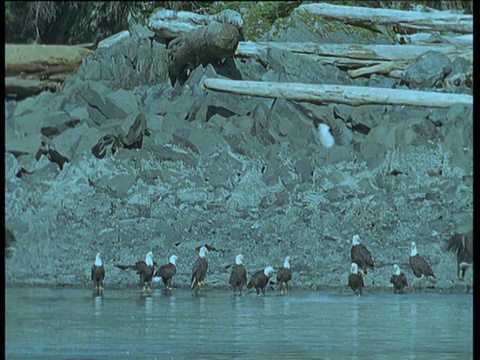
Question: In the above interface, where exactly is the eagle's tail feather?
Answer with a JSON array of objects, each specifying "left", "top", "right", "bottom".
[{"left": 115, "top": 264, "right": 134, "bottom": 271}]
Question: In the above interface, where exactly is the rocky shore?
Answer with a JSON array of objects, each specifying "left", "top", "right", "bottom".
[{"left": 5, "top": 10, "right": 472, "bottom": 293}]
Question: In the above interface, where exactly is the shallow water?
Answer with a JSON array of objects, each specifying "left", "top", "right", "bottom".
[{"left": 5, "top": 288, "right": 472, "bottom": 359}]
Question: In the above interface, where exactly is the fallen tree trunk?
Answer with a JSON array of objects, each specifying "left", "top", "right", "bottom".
[
  {"left": 396, "top": 33, "right": 473, "bottom": 45},
  {"left": 203, "top": 78, "right": 473, "bottom": 108},
  {"left": 167, "top": 21, "right": 239, "bottom": 79},
  {"left": 236, "top": 41, "right": 473, "bottom": 63},
  {"left": 296, "top": 3, "right": 473, "bottom": 34},
  {"left": 5, "top": 77, "right": 61, "bottom": 97},
  {"left": 5, "top": 44, "right": 91, "bottom": 77},
  {"left": 148, "top": 9, "right": 243, "bottom": 38},
  {"left": 348, "top": 61, "right": 403, "bottom": 78}
]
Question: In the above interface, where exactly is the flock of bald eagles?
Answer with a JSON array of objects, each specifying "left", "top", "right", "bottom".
[{"left": 91, "top": 233, "right": 473, "bottom": 296}]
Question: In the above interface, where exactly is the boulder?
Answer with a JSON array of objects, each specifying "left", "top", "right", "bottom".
[
  {"left": 172, "top": 122, "right": 229, "bottom": 162},
  {"left": 105, "top": 89, "right": 139, "bottom": 119},
  {"left": 50, "top": 122, "right": 91, "bottom": 162},
  {"left": 40, "top": 111, "right": 81, "bottom": 137},
  {"left": 402, "top": 50, "right": 452, "bottom": 89}
]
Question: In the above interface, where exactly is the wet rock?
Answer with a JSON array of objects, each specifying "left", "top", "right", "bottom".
[
  {"left": 86, "top": 82, "right": 114, "bottom": 125},
  {"left": 172, "top": 122, "right": 228, "bottom": 162},
  {"left": 203, "top": 151, "right": 243, "bottom": 188},
  {"left": 40, "top": 111, "right": 81, "bottom": 137},
  {"left": 12, "top": 97, "right": 36, "bottom": 117},
  {"left": 6, "top": 133, "right": 42, "bottom": 159},
  {"left": 402, "top": 50, "right": 452, "bottom": 89},
  {"left": 149, "top": 144, "right": 198, "bottom": 167},
  {"left": 5, "top": 153, "right": 21, "bottom": 180},
  {"left": 105, "top": 89, "right": 139, "bottom": 119},
  {"left": 360, "top": 142, "right": 386, "bottom": 169},
  {"left": 326, "top": 146, "right": 354, "bottom": 164},
  {"left": 99, "top": 172, "right": 136, "bottom": 195},
  {"left": 269, "top": 98, "right": 316, "bottom": 152},
  {"left": 123, "top": 112, "right": 148, "bottom": 149},
  {"left": 76, "top": 127, "right": 104, "bottom": 157},
  {"left": 73, "top": 35, "right": 169, "bottom": 89},
  {"left": 50, "top": 123, "right": 90, "bottom": 162}
]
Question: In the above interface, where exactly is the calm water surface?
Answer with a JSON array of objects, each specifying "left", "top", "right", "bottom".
[{"left": 5, "top": 288, "right": 472, "bottom": 359}]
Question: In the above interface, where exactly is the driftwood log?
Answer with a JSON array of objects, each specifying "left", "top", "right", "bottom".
[
  {"left": 296, "top": 3, "right": 473, "bottom": 34},
  {"left": 5, "top": 44, "right": 91, "bottom": 76},
  {"left": 236, "top": 42, "right": 473, "bottom": 63},
  {"left": 167, "top": 21, "right": 240, "bottom": 79},
  {"left": 396, "top": 33, "right": 473, "bottom": 46},
  {"left": 203, "top": 78, "right": 473, "bottom": 108},
  {"left": 148, "top": 9, "right": 243, "bottom": 39},
  {"left": 5, "top": 77, "right": 62, "bottom": 97},
  {"left": 236, "top": 41, "right": 472, "bottom": 79},
  {"left": 5, "top": 44, "right": 91, "bottom": 96}
]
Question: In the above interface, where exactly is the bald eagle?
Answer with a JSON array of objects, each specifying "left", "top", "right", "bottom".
[
  {"left": 229, "top": 254, "right": 247, "bottom": 296},
  {"left": 115, "top": 251, "right": 155, "bottom": 292},
  {"left": 409, "top": 242, "right": 436, "bottom": 286},
  {"left": 91, "top": 252, "right": 105, "bottom": 291},
  {"left": 247, "top": 266, "right": 275, "bottom": 296},
  {"left": 348, "top": 263, "right": 364, "bottom": 296},
  {"left": 153, "top": 255, "right": 178, "bottom": 290},
  {"left": 445, "top": 230, "right": 473, "bottom": 280},
  {"left": 390, "top": 264, "right": 408, "bottom": 294},
  {"left": 318, "top": 123, "right": 335, "bottom": 148},
  {"left": 191, "top": 246, "right": 208, "bottom": 290},
  {"left": 350, "top": 234, "right": 375, "bottom": 275},
  {"left": 277, "top": 256, "right": 293, "bottom": 295}
]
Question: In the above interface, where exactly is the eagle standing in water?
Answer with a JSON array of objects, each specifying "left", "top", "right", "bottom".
[
  {"left": 390, "top": 264, "right": 408, "bottom": 294},
  {"left": 153, "top": 255, "right": 178, "bottom": 290},
  {"left": 115, "top": 251, "right": 155, "bottom": 292},
  {"left": 247, "top": 266, "right": 275, "bottom": 296},
  {"left": 91, "top": 252, "right": 105, "bottom": 291},
  {"left": 277, "top": 256, "right": 293, "bottom": 295},
  {"left": 191, "top": 246, "right": 208, "bottom": 291},
  {"left": 229, "top": 254, "right": 247, "bottom": 296},
  {"left": 348, "top": 262, "right": 364, "bottom": 296},
  {"left": 445, "top": 231, "right": 473, "bottom": 280},
  {"left": 350, "top": 234, "right": 375, "bottom": 275},
  {"left": 409, "top": 242, "right": 436, "bottom": 287}
]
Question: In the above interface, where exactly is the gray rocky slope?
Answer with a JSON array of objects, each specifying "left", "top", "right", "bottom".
[{"left": 5, "top": 13, "right": 473, "bottom": 293}]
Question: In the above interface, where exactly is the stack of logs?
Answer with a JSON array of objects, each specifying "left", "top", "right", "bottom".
[{"left": 5, "top": 3, "right": 473, "bottom": 108}]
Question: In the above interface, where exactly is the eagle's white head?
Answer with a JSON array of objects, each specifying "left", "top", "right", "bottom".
[
  {"left": 95, "top": 252, "right": 103, "bottom": 266},
  {"left": 146, "top": 251, "right": 154, "bottom": 266},
  {"left": 410, "top": 242, "right": 417, "bottom": 257},
  {"left": 393, "top": 264, "right": 401, "bottom": 276},
  {"left": 169, "top": 255, "right": 178, "bottom": 265},
  {"left": 352, "top": 235, "right": 360, "bottom": 246},
  {"left": 350, "top": 262, "right": 359, "bottom": 274},
  {"left": 199, "top": 246, "right": 208, "bottom": 258},
  {"left": 284, "top": 256, "right": 291, "bottom": 269},
  {"left": 235, "top": 254, "right": 244, "bottom": 265},
  {"left": 318, "top": 123, "right": 335, "bottom": 148},
  {"left": 264, "top": 266, "right": 275, "bottom": 277}
]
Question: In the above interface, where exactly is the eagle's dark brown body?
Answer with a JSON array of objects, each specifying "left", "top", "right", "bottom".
[
  {"left": 229, "top": 264, "right": 247, "bottom": 296},
  {"left": 409, "top": 254, "right": 436, "bottom": 279},
  {"left": 348, "top": 272, "right": 364, "bottom": 296},
  {"left": 445, "top": 231, "right": 473, "bottom": 280},
  {"left": 390, "top": 272, "right": 408, "bottom": 294},
  {"left": 191, "top": 247, "right": 208, "bottom": 290},
  {"left": 247, "top": 267, "right": 274, "bottom": 296},
  {"left": 154, "top": 262, "right": 177, "bottom": 289},
  {"left": 277, "top": 267, "right": 293, "bottom": 294},
  {"left": 351, "top": 244, "right": 375, "bottom": 275},
  {"left": 91, "top": 264, "right": 105, "bottom": 290},
  {"left": 115, "top": 251, "right": 155, "bottom": 291}
]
